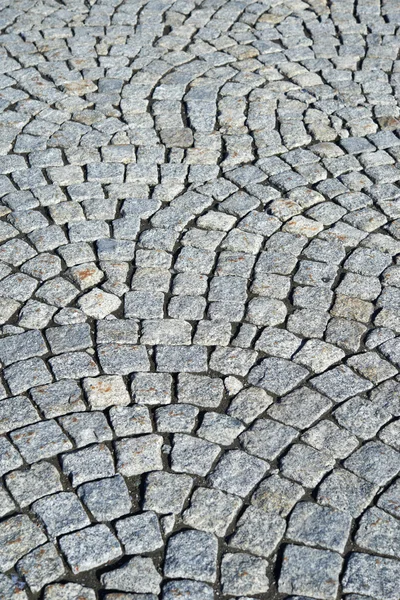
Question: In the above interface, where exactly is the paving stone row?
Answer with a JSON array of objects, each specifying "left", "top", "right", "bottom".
[{"left": 0, "top": 0, "right": 400, "bottom": 598}]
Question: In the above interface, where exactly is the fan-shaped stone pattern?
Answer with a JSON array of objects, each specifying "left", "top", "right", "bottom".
[{"left": 0, "top": 0, "right": 399, "bottom": 598}]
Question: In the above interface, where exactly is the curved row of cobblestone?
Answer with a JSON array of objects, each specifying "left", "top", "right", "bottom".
[{"left": 0, "top": 0, "right": 400, "bottom": 599}]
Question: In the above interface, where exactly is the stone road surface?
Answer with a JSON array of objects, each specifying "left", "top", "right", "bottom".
[{"left": 0, "top": 0, "right": 400, "bottom": 598}]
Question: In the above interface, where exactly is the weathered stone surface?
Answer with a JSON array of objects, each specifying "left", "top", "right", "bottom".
[
  {"left": 3, "top": 2, "right": 400, "bottom": 595},
  {"left": 115, "top": 511, "right": 163, "bottom": 554},
  {"left": 278, "top": 545, "right": 342, "bottom": 600},
  {"left": 116, "top": 435, "right": 163, "bottom": 477},
  {"left": 286, "top": 502, "right": 352, "bottom": 552},
  {"left": 342, "top": 553, "right": 400, "bottom": 600},
  {"left": 101, "top": 557, "right": 162, "bottom": 594},
  {"left": 221, "top": 553, "right": 269, "bottom": 596},
  {"left": 229, "top": 506, "right": 286, "bottom": 558},
  {"left": 183, "top": 487, "right": 242, "bottom": 536},
  {"left": 0, "top": 514, "right": 47, "bottom": 572},
  {"left": 16, "top": 542, "right": 65, "bottom": 593},
  {"left": 59, "top": 525, "right": 122, "bottom": 574},
  {"left": 164, "top": 530, "right": 218, "bottom": 583},
  {"left": 208, "top": 450, "right": 268, "bottom": 497}
]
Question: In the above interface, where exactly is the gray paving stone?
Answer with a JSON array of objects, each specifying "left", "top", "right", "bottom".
[
  {"left": 143, "top": 471, "right": 193, "bottom": 515},
  {"left": 370, "top": 379, "right": 400, "bottom": 416},
  {"left": 255, "top": 327, "right": 302, "bottom": 358},
  {"left": 77, "top": 289, "right": 121, "bottom": 319},
  {"left": 0, "top": 484, "right": 16, "bottom": 518},
  {"left": 16, "top": 542, "right": 64, "bottom": 593},
  {"left": 0, "top": 436, "right": 23, "bottom": 476},
  {"left": 0, "top": 240, "right": 36, "bottom": 267},
  {"left": 334, "top": 396, "right": 391, "bottom": 439},
  {"left": 59, "top": 524, "right": 122, "bottom": 574},
  {"left": 178, "top": 374, "right": 224, "bottom": 408},
  {"left": 251, "top": 273, "right": 291, "bottom": 300},
  {"left": 141, "top": 319, "right": 192, "bottom": 346},
  {"left": 240, "top": 418, "right": 297, "bottom": 461},
  {"left": 50, "top": 352, "right": 99, "bottom": 380},
  {"left": 229, "top": 505, "right": 286, "bottom": 558},
  {"left": 301, "top": 420, "right": 358, "bottom": 459},
  {"left": 317, "top": 468, "right": 379, "bottom": 517},
  {"left": 0, "top": 330, "right": 47, "bottom": 366},
  {"left": 221, "top": 552, "right": 269, "bottom": 596},
  {"left": 294, "top": 340, "right": 345, "bottom": 373},
  {"left": 131, "top": 373, "right": 172, "bottom": 406},
  {"left": 355, "top": 506, "right": 400, "bottom": 558},
  {"left": 0, "top": 298, "right": 20, "bottom": 326},
  {"left": 3, "top": 4, "right": 400, "bottom": 596},
  {"left": 377, "top": 479, "right": 400, "bottom": 519},
  {"left": 342, "top": 552, "right": 400, "bottom": 600},
  {"left": 248, "top": 358, "right": 309, "bottom": 396},
  {"left": 33, "top": 491, "right": 90, "bottom": 538},
  {"left": 208, "top": 449, "right": 268, "bottom": 498},
  {"left": 292, "top": 287, "right": 333, "bottom": 311},
  {"left": 115, "top": 511, "right": 163, "bottom": 554},
  {"left": 310, "top": 366, "right": 373, "bottom": 403},
  {"left": 45, "top": 324, "right": 92, "bottom": 354},
  {"left": 278, "top": 545, "right": 342, "bottom": 600},
  {"left": 344, "top": 441, "right": 400, "bottom": 485},
  {"left": 21, "top": 252, "right": 61, "bottom": 280},
  {"left": 0, "top": 395, "right": 39, "bottom": 434},
  {"left": 246, "top": 297, "right": 287, "bottom": 327},
  {"left": 98, "top": 344, "right": 150, "bottom": 375},
  {"left": 31, "top": 380, "right": 85, "bottom": 418},
  {"left": 0, "top": 574, "right": 28, "bottom": 600},
  {"left": 5, "top": 461, "right": 62, "bottom": 508},
  {"left": 251, "top": 474, "right": 304, "bottom": 517},
  {"left": 334, "top": 294, "right": 375, "bottom": 323},
  {"left": 68, "top": 263, "right": 104, "bottom": 290},
  {"left": 156, "top": 345, "right": 208, "bottom": 373},
  {"left": 155, "top": 404, "right": 198, "bottom": 433},
  {"left": 97, "top": 239, "right": 135, "bottom": 262},
  {"left": 294, "top": 260, "right": 338, "bottom": 288},
  {"left": 379, "top": 419, "right": 400, "bottom": 450},
  {"left": 287, "top": 502, "right": 352, "bottom": 552},
  {"left": 193, "top": 319, "right": 232, "bottom": 348},
  {"left": 116, "top": 435, "right": 163, "bottom": 477},
  {"left": 83, "top": 375, "right": 130, "bottom": 409},
  {"left": 59, "top": 412, "right": 112, "bottom": 447},
  {"left": 268, "top": 387, "right": 332, "bottom": 430},
  {"left": 227, "top": 387, "right": 273, "bottom": 424},
  {"left": 164, "top": 530, "right": 218, "bottom": 583},
  {"left": 77, "top": 475, "right": 131, "bottom": 521},
  {"left": 171, "top": 433, "right": 220, "bottom": 477},
  {"left": 97, "top": 319, "right": 139, "bottom": 345},
  {"left": 0, "top": 514, "right": 47, "bottom": 572},
  {"left": 169, "top": 295, "right": 206, "bottom": 320},
  {"left": 162, "top": 580, "right": 213, "bottom": 600},
  {"left": 101, "top": 557, "right": 162, "bottom": 594},
  {"left": 345, "top": 247, "right": 392, "bottom": 276},
  {"left": 125, "top": 291, "right": 165, "bottom": 319},
  {"left": 183, "top": 487, "right": 242, "bottom": 537},
  {"left": 35, "top": 276, "right": 79, "bottom": 307},
  {"left": 4, "top": 357, "right": 53, "bottom": 395},
  {"left": 281, "top": 444, "right": 335, "bottom": 488},
  {"left": 11, "top": 420, "right": 72, "bottom": 464},
  {"left": 325, "top": 317, "right": 367, "bottom": 352},
  {"left": 109, "top": 405, "right": 152, "bottom": 437},
  {"left": 198, "top": 412, "right": 245, "bottom": 446}
]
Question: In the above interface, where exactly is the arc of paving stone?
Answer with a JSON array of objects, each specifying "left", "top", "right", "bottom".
[{"left": 0, "top": 0, "right": 400, "bottom": 599}]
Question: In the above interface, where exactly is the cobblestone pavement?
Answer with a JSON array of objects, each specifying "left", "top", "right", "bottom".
[{"left": 1, "top": 0, "right": 400, "bottom": 599}]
